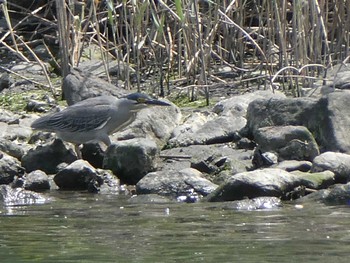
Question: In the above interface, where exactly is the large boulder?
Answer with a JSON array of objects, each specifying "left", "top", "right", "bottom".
[
  {"left": 115, "top": 102, "right": 182, "bottom": 147},
  {"left": 207, "top": 168, "right": 302, "bottom": 202},
  {"left": 136, "top": 168, "right": 218, "bottom": 199},
  {"left": 311, "top": 151, "right": 350, "bottom": 183},
  {"left": 0, "top": 151, "right": 25, "bottom": 185},
  {"left": 22, "top": 139, "right": 77, "bottom": 174},
  {"left": 103, "top": 138, "right": 159, "bottom": 185},
  {"left": 254, "top": 125, "right": 319, "bottom": 161},
  {"left": 62, "top": 68, "right": 127, "bottom": 105},
  {"left": 245, "top": 91, "right": 350, "bottom": 153},
  {"left": 54, "top": 160, "right": 102, "bottom": 190}
]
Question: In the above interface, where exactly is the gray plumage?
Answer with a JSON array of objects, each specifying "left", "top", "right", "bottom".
[{"left": 31, "top": 93, "right": 170, "bottom": 156}]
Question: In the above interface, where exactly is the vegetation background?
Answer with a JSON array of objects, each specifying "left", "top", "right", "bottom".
[{"left": 1, "top": 0, "right": 350, "bottom": 104}]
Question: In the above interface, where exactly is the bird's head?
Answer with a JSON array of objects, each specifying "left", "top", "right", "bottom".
[{"left": 124, "top": 93, "right": 171, "bottom": 111}]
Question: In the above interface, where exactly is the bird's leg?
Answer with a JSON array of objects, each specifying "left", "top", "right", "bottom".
[{"left": 74, "top": 144, "right": 82, "bottom": 159}]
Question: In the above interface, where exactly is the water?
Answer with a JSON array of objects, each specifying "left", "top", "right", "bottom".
[{"left": 1, "top": 191, "right": 350, "bottom": 263}]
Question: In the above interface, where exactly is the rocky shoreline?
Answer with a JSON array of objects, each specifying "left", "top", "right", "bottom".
[{"left": 2, "top": 63, "right": 350, "bottom": 209}]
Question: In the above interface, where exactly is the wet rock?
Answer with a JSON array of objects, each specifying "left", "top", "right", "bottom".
[
  {"left": 290, "top": 170, "right": 335, "bottom": 189},
  {"left": 0, "top": 151, "right": 25, "bottom": 185},
  {"left": 103, "top": 138, "right": 159, "bottom": 185},
  {"left": 274, "top": 160, "right": 312, "bottom": 172},
  {"left": 300, "top": 182, "right": 350, "bottom": 205},
  {"left": 254, "top": 126, "right": 319, "bottom": 161},
  {"left": 62, "top": 68, "right": 127, "bottom": 106},
  {"left": 220, "top": 196, "right": 282, "bottom": 210},
  {"left": 311, "top": 151, "right": 350, "bottom": 183},
  {"left": 54, "top": 160, "right": 102, "bottom": 190},
  {"left": 136, "top": 168, "right": 218, "bottom": 199},
  {"left": 0, "top": 185, "right": 50, "bottom": 206},
  {"left": 207, "top": 168, "right": 302, "bottom": 202},
  {"left": 96, "top": 169, "right": 120, "bottom": 194},
  {"left": 23, "top": 170, "right": 50, "bottom": 191},
  {"left": 22, "top": 139, "right": 77, "bottom": 174}
]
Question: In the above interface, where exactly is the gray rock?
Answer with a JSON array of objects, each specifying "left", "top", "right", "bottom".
[
  {"left": 0, "top": 151, "right": 25, "bottom": 184},
  {"left": 213, "top": 90, "right": 286, "bottom": 117},
  {"left": 0, "top": 185, "right": 50, "bottom": 206},
  {"left": 0, "top": 138, "right": 27, "bottom": 160},
  {"left": 62, "top": 68, "right": 127, "bottom": 106},
  {"left": 22, "top": 139, "right": 77, "bottom": 174},
  {"left": 136, "top": 168, "right": 218, "bottom": 199},
  {"left": 246, "top": 97, "right": 323, "bottom": 138},
  {"left": 115, "top": 102, "right": 182, "bottom": 147},
  {"left": 291, "top": 171, "right": 335, "bottom": 189},
  {"left": 169, "top": 113, "right": 245, "bottom": 147},
  {"left": 325, "top": 91, "right": 350, "bottom": 152},
  {"left": 159, "top": 144, "right": 252, "bottom": 177},
  {"left": 246, "top": 91, "right": 350, "bottom": 153},
  {"left": 300, "top": 182, "right": 350, "bottom": 205},
  {"left": 254, "top": 126, "right": 319, "bottom": 161},
  {"left": 311, "top": 151, "right": 350, "bottom": 183},
  {"left": 54, "top": 160, "right": 102, "bottom": 190},
  {"left": 274, "top": 160, "right": 312, "bottom": 172},
  {"left": 207, "top": 168, "right": 302, "bottom": 202},
  {"left": 290, "top": 170, "right": 335, "bottom": 189},
  {"left": 23, "top": 170, "right": 50, "bottom": 191},
  {"left": 103, "top": 138, "right": 159, "bottom": 185}
]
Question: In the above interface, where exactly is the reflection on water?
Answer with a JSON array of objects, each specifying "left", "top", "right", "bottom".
[{"left": 1, "top": 191, "right": 350, "bottom": 263}]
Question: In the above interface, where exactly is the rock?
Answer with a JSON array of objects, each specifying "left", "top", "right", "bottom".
[
  {"left": 62, "top": 68, "right": 127, "bottom": 106},
  {"left": 220, "top": 196, "right": 282, "bottom": 210},
  {"left": 103, "top": 138, "right": 159, "bottom": 185},
  {"left": 115, "top": 102, "right": 182, "bottom": 147},
  {"left": 274, "top": 160, "right": 312, "bottom": 172},
  {"left": 212, "top": 90, "right": 286, "bottom": 117},
  {"left": 311, "top": 151, "right": 350, "bottom": 183},
  {"left": 0, "top": 72, "right": 10, "bottom": 91},
  {"left": 246, "top": 97, "right": 323, "bottom": 139},
  {"left": 300, "top": 182, "right": 350, "bottom": 205},
  {"left": 0, "top": 151, "right": 25, "bottom": 184},
  {"left": 168, "top": 111, "right": 245, "bottom": 147},
  {"left": 207, "top": 168, "right": 302, "bottom": 202},
  {"left": 254, "top": 126, "right": 319, "bottom": 161},
  {"left": 136, "top": 168, "right": 218, "bottom": 199},
  {"left": 22, "top": 139, "right": 77, "bottom": 174},
  {"left": 54, "top": 160, "right": 102, "bottom": 190},
  {"left": 159, "top": 144, "right": 252, "bottom": 178},
  {"left": 325, "top": 91, "right": 350, "bottom": 152},
  {"left": 23, "top": 170, "right": 50, "bottom": 191},
  {"left": 0, "top": 138, "right": 27, "bottom": 160},
  {"left": 246, "top": 91, "right": 350, "bottom": 153},
  {"left": 0, "top": 109, "right": 20, "bottom": 124},
  {"left": 290, "top": 170, "right": 335, "bottom": 189},
  {"left": 96, "top": 169, "right": 120, "bottom": 194},
  {"left": 0, "top": 185, "right": 50, "bottom": 206}
]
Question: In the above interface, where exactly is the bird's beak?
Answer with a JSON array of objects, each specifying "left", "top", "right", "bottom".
[{"left": 145, "top": 98, "right": 171, "bottom": 106}]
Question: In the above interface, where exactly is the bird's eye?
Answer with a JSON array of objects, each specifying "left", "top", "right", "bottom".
[{"left": 137, "top": 98, "right": 146, "bottom": 103}]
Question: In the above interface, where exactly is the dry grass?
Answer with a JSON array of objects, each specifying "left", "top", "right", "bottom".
[{"left": 1, "top": 0, "right": 350, "bottom": 102}]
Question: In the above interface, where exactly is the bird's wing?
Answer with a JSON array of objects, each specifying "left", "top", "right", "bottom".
[{"left": 31, "top": 105, "right": 113, "bottom": 133}]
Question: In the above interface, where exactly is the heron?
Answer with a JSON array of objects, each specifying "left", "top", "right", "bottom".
[{"left": 31, "top": 93, "right": 171, "bottom": 158}]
